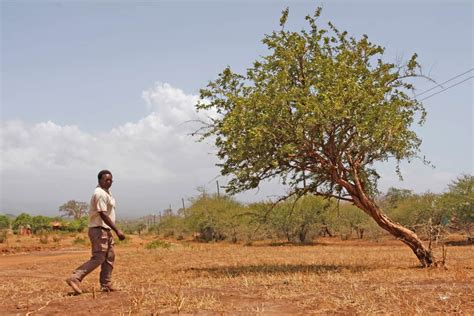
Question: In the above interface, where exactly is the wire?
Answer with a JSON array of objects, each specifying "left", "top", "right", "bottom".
[
  {"left": 419, "top": 76, "right": 473, "bottom": 101},
  {"left": 415, "top": 68, "right": 473, "bottom": 97}
]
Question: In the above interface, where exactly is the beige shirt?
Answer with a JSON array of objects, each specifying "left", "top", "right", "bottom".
[{"left": 88, "top": 186, "right": 116, "bottom": 229}]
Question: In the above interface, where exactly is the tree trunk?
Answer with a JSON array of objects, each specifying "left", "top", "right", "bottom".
[
  {"left": 339, "top": 178, "right": 434, "bottom": 267},
  {"left": 356, "top": 196, "right": 434, "bottom": 267}
]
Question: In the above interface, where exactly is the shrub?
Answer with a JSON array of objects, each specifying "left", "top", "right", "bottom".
[
  {"left": 0, "top": 215, "right": 10, "bottom": 230},
  {"left": 67, "top": 217, "right": 88, "bottom": 232}
]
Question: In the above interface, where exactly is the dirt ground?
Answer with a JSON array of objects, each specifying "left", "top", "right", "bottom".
[{"left": 0, "top": 233, "right": 473, "bottom": 315}]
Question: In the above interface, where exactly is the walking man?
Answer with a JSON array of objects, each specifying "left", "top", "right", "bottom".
[{"left": 66, "top": 170, "right": 125, "bottom": 294}]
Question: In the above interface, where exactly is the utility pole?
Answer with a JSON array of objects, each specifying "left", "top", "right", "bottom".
[
  {"left": 216, "top": 180, "right": 220, "bottom": 198},
  {"left": 182, "top": 198, "right": 185, "bottom": 210}
]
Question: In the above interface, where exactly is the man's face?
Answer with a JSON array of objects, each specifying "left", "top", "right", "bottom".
[{"left": 99, "top": 174, "right": 113, "bottom": 190}]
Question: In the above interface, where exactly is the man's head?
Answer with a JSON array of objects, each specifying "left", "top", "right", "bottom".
[{"left": 97, "top": 170, "right": 113, "bottom": 190}]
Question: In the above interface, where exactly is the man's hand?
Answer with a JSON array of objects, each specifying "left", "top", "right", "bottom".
[{"left": 116, "top": 229, "right": 126, "bottom": 241}]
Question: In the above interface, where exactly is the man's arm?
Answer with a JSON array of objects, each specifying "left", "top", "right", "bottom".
[{"left": 99, "top": 212, "right": 126, "bottom": 240}]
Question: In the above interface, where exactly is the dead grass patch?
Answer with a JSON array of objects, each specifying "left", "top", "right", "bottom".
[{"left": 0, "top": 236, "right": 472, "bottom": 314}]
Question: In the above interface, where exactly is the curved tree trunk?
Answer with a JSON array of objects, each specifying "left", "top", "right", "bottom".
[
  {"left": 361, "top": 202, "right": 434, "bottom": 267},
  {"left": 338, "top": 178, "right": 434, "bottom": 267}
]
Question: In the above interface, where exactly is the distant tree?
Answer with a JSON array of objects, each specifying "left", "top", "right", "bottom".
[
  {"left": 196, "top": 8, "right": 435, "bottom": 266},
  {"left": 12, "top": 213, "right": 32, "bottom": 231},
  {"left": 31, "top": 215, "right": 52, "bottom": 234},
  {"left": 268, "top": 195, "right": 330, "bottom": 243},
  {"left": 439, "top": 174, "right": 473, "bottom": 237},
  {"left": 184, "top": 193, "right": 246, "bottom": 242},
  {"left": 59, "top": 200, "right": 89, "bottom": 220},
  {"left": 334, "top": 203, "right": 375, "bottom": 239},
  {"left": 383, "top": 187, "right": 414, "bottom": 209},
  {"left": 0, "top": 215, "right": 10, "bottom": 230}
]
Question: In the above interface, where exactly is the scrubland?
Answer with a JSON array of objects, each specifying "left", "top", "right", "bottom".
[{"left": 0, "top": 233, "right": 473, "bottom": 315}]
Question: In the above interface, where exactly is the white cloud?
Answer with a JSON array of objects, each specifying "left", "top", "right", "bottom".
[
  {"left": 142, "top": 82, "right": 200, "bottom": 127},
  {"left": 0, "top": 83, "right": 220, "bottom": 215}
]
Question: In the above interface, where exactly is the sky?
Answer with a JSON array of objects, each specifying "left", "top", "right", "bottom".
[{"left": 1, "top": 0, "right": 473, "bottom": 217}]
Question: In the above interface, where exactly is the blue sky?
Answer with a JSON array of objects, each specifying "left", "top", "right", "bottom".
[{"left": 1, "top": 0, "right": 473, "bottom": 217}]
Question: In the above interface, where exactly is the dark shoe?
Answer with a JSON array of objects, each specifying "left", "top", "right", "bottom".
[
  {"left": 66, "top": 277, "right": 82, "bottom": 294},
  {"left": 100, "top": 284, "right": 119, "bottom": 292}
]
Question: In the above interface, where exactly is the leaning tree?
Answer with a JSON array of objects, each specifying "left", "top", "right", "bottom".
[{"left": 196, "top": 8, "right": 435, "bottom": 266}]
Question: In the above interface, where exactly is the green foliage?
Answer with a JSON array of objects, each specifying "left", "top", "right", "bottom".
[
  {"left": 387, "top": 193, "right": 442, "bottom": 228},
  {"left": 328, "top": 203, "right": 380, "bottom": 239},
  {"left": 59, "top": 200, "right": 89, "bottom": 220},
  {"left": 383, "top": 187, "right": 414, "bottom": 209},
  {"left": 67, "top": 217, "right": 88, "bottom": 232},
  {"left": 145, "top": 239, "right": 171, "bottom": 249},
  {"left": 184, "top": 193, "right": 251, "bottom": 242},
  {"left": 439, "top": 174, "right": 473, "bottom": 235},
  {"left": 196, "top": 7, "right": 426, "bottom": 202},
  {"left": 0, "top": 215, "right": 10, "bottom": 230},
  {"left": 12, "top": 213, "right": 32, "bottom": 231},
  {"left": 156, "top": 214, "right": 185, "bottom": 238},
  {"left": 31, "top": 215, "right": 52, "bottom": 234},
  {"left": 267, "top": 195, "right": 331, "bottom": 243}
]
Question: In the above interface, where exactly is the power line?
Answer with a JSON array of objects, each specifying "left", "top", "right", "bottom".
[
  {"left": 419, "top": 76, "right": 473, "bottom": 101},
  {"left": 415, "top": 68, "right": 473, "bottom": 97}
]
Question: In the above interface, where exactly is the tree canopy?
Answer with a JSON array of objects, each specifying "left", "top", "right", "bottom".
[
  {"left": 197, "top": 7, "right": 425, "bottom": 201},
  {"left": 59, "top": 200, "right": 89, "bottom": 220}
]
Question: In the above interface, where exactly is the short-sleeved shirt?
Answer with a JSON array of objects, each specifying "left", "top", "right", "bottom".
[{"left": 88, "top": 186, "right": 116, "bottom": 229}]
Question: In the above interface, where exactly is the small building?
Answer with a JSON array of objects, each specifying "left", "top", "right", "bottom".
[{"left": 50, "top": 221, "right": 62, "bottom": 231}]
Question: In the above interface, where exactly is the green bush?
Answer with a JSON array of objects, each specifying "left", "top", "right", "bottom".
[
  {"left": 0, "top": 215, "right": 10, "bottom": 230},
  {"left": 31, "top": 216, "right": 52, "bottom": 234},
  {"left": 12, "top": 213, "right": 32, "bottom": 231},
  {"left": 266, "top": 195, "right": 331, "bottom": 243},
  {"left": 67, "top": 217, "right": 88, "bottom": 232}
]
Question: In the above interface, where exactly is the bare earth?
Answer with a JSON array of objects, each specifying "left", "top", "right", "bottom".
[{"left": 0, "top": 234, "right": 473, "bottom": 315}]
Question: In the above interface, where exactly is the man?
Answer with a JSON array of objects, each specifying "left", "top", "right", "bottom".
[{"left": 66, "top": 170, "right": 125, "bottom": 294}]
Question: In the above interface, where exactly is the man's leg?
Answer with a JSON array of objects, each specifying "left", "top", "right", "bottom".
[
  {"left": 99, "top": 230, "right": 115, "bottom": 290},
  {"left": 66, "top": 227, "right": 108, "bottom": 294}
]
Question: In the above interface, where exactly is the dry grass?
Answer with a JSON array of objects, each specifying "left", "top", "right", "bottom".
[{"left": 0, "top": 233, "right": 473, "bottom": 314}]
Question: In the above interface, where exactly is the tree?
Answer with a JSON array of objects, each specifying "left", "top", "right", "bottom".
[
  {"left": 196, "top": 8, "right": 435, "bottom": 266},
  {"left": 12, "top": 213, "right": 32, "bottom": 231},
  {"left": 31, "top": 215, "right": 52, "bottom": 234},
  {"left": 0, "top": 215, "right": 10, "bottom": 230},
  {"left": 439, "top": 174, "right": 473, "bottom": 237},
  {"left": 268, "top": 195, "right": 330, "bottom": 243},
  {"left": 184, "top": 192, "right": 247, "bottom": 242},
  {"left": 383, "top": 187, "right": 414, "bottom": 209},
  {"left": 59, "top": 200, "right": 89, "bottom": 220}
]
